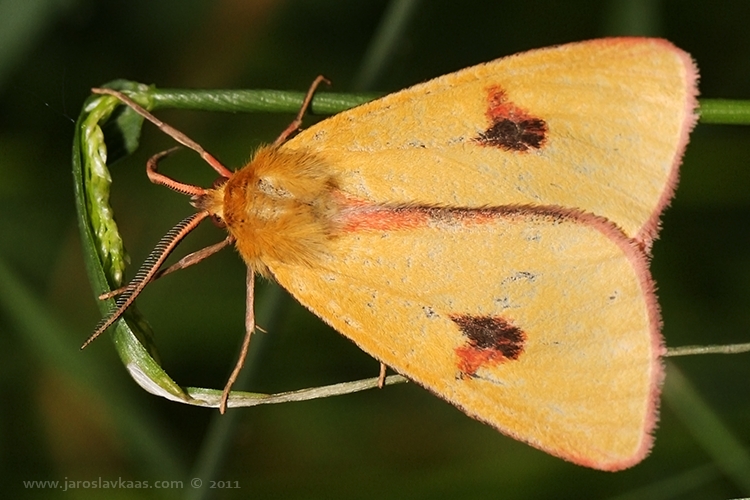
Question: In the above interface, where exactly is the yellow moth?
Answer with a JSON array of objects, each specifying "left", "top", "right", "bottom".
[{"left": 86, "top": 38, "right": 698, "bottom": 471}]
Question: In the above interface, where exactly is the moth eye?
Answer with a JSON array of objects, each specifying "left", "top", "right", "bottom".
[{"left": 211, "top": 214, "right": 226, "bottom": 228}]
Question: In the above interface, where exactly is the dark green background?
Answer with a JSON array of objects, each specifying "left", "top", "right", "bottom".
[{"left": 2, "top": 0, "right": 750, "bottom": 498}]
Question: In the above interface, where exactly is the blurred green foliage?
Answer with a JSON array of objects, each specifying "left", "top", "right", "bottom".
[{"left": 1, "top": 0, "right": 750, "bottom": 499}]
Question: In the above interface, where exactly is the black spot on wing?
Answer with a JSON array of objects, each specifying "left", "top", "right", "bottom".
[
  {"left": 451, "top": 314, "right": 526, "bottom": 376},
  {"left": 477, "top": 117, "right": 548, "bottom": 152},
  {"left": 474, "top": 85, "right": 547, "bottom": 152}
]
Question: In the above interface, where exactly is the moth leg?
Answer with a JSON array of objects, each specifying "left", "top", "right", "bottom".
[
  {"left": 220, "top": 268, "right": 256, "bottom": 413},
  {"left": 377, "top": 362, "right": 387, "bottom": 389},
  {"left": 98, "top": 236, "right": 234, "bottom": 300},
  {"left": 273, "top": 75, "right": 331, "bottom": 146},
  {"left": 91, "top": 87, "right": 233, "bottom": 179}
]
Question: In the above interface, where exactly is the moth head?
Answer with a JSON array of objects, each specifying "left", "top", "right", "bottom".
[{"left": 192, "top": 179, "right": 228, "bottom": 228}]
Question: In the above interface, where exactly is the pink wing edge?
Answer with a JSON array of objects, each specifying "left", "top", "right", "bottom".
[
  {"left": 474, "top": 37, "right": 695, "bottom": 469},
  {"left": 633, "top": 38, "right": 700, "bottom": 250},
  {"left": 509, "top": 37, "right": 699, "bottom": 251},
  {"left": 590, "top": 37, "right": 698, "bottom": 470},
  {"left": 568, "top": 208, "right": 666, "bottom": 471}
]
